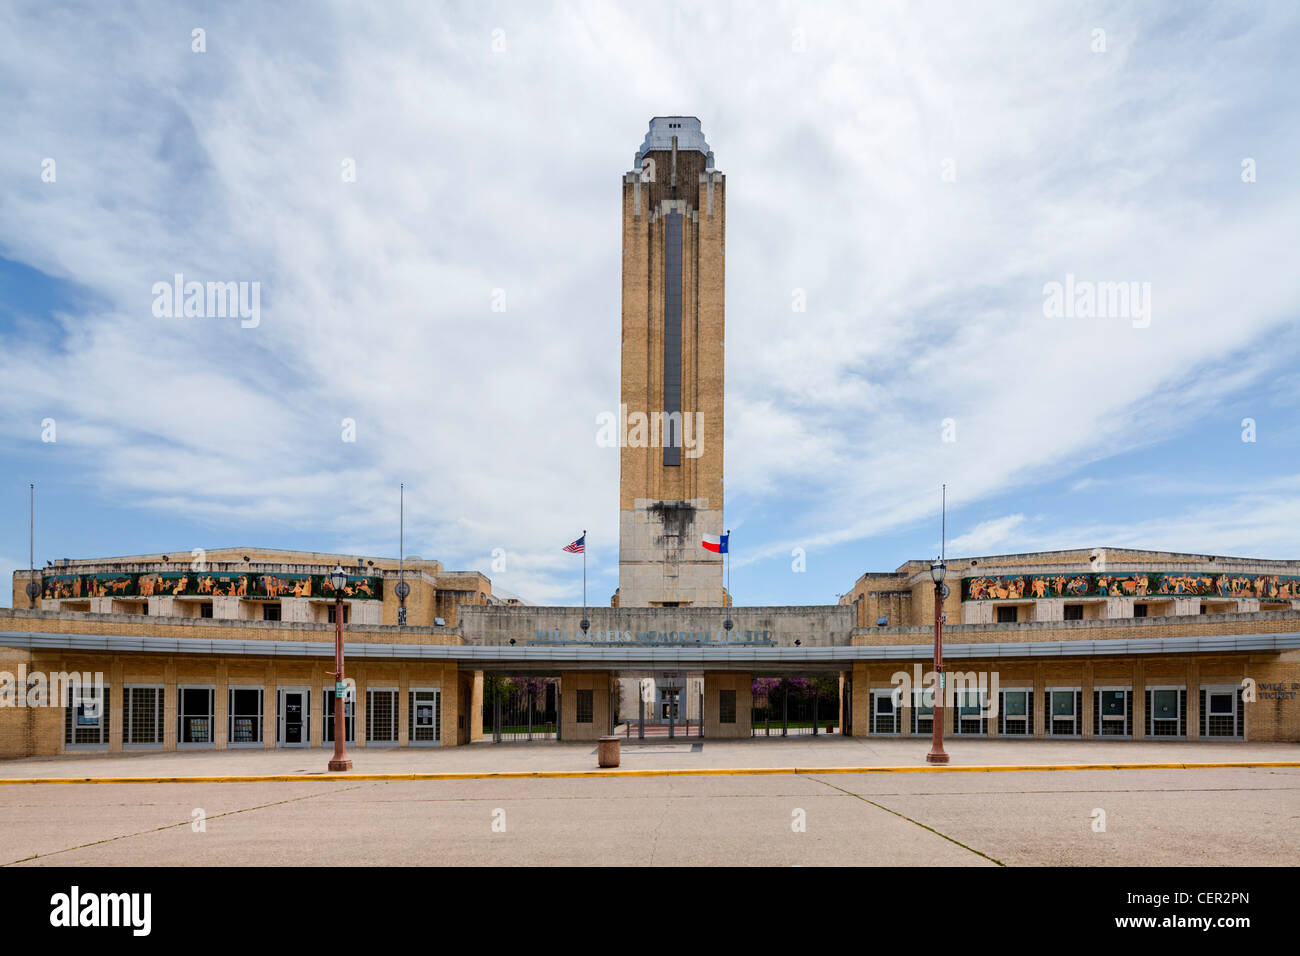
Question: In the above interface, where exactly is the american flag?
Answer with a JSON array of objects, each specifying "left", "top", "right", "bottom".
[{"left": 563, "top": 534, "right": 585, "bottom": 554}]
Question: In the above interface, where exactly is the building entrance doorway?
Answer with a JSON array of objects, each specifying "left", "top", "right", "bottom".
[
  {"left": 659, "top": 687, "right": 680, "bottom": 721},
  {"left": 483, "top": 676, "right": 559, "bottom": 742},
  {"left": 278, "top": 688, "right": 309, "bottom": 747}
]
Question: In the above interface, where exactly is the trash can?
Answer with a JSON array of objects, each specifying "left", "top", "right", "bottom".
[{"left": 597, "top": 735, "right": 620, "bottom": 768}]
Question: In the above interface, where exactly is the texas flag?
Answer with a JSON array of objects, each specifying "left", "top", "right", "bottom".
[{"left": 701, "top": 532, "right": 729, "bottom": 554}]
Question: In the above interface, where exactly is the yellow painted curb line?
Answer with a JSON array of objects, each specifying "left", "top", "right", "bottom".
[{"left": 0, "top": 761, "right": 1296, "bottom": 785}]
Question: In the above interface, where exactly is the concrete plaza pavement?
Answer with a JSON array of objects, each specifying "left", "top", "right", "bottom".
[
  {"left": 0, "top": 738, "right": 1296, "bottom": 866},
  {"left": 2, "top": 736, "right": 1297, "bottom": 779}
]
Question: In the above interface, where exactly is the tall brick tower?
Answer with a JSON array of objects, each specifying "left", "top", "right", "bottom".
[{"left": 616, "top": 116, "right": 726, "bottom": 608}]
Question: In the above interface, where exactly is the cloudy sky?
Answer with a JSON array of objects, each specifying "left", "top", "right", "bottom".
[{"left": 1, "top": 1, "right": 1297, "bottom": 608}]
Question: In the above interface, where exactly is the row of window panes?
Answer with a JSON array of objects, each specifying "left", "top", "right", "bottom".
[
  {"left": 69, "top": 685, "right": 438, "bottom": 747},
  {"left": 866, "top": 685, "right": 1239, "bottom": 738},
  {"left": 994, "top": 604, "right": 1183, "bottom": 623}
]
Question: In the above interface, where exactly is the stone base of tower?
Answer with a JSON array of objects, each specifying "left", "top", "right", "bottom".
[{"left": 618, "top": 498, "right": 724, "bottom": 607}]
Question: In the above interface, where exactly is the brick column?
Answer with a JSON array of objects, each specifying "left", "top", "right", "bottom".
[
  {"left": 164, "top": 659, "right": 178, "bottom": 751},
  {"left": 560, "top": 671, "right": 615, "bottom": 741},
  {"left": 214, "top": 663, "right": 229, "bottom": 749},
  {"left": 703, "top": 671, "right": 752, "bottom": 738},
  {"left": 1082, "top": 662, "right": 1095, "bottom": 739},
  {"left": 1133, "top": 660, "right": 1146, "bottom": 739},
  {"left": 108, "top": 657, "right": 124, "bottom": 753},
  {"left": 438, "top": 663, "right": 459, "bottom": 748},
  {"left": 851, "top": 662, "right": 870, "bottom": 737},
  {"left": 398, "top": 664, "right": 410, "bottom": 747}
]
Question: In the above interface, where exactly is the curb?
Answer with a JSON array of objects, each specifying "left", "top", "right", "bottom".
[{"left": 0, "top": 760, "right": 1296, "bottom": 785}]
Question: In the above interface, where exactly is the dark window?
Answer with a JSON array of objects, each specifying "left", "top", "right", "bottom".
[
  {"left": 662, "top": 212, "right": 682, "bottom": 467},
  {"left": 719, "top": 690, "right": 736, "bottom": 724},
  {"left": 1064, "top": 604, "right": 1083, "bottom": 621},
  {"left": 872, "top": 692, "right": 898, "bottom": 734},
  {"left": 178, "top": 687, "right": 214, "bottom": 744},
  {"left": 262, "top": 603, "right": 281, "bottom": 621},
  {"left": 576, "top": 689, "right": 594, "bottom": 723},
  {"left": 323, "top": 689, "right": 355, "bottom": 743},
  {"left": 140, "top": 602, "right": 148, "bottom": 615},
  {"left": 1133, "top": 604, "right": 1148, "bottom": 618},
  {"left": 199, "top": 602, "right": 214, "bottom": 618},
  {"left": 996, "top": 606, "right": 1017, "bottom": 623},
  {"left": 228, "top": 688, "right": 264, "bottom": 743},
  {"left": 328, "top": 603, "right": 350, "bottom": 624}
]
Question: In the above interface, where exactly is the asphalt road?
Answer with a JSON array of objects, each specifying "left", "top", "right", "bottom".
[{"left": 2, "top": 766, "right": 1296, "bottom": 866}]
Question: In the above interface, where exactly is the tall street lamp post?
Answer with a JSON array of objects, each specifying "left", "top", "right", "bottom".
[
  {"left": 328, "top": 565, "right": 353, "bottom": 772},
  {"left": 926, "top": 557, "right": 949, "bottom": 764}
]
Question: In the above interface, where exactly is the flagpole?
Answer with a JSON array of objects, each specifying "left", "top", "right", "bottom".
[
  {"left": 582, "top": 528, "right": 587, "bottom": 619},
  {"left": 726, "top": 528, "right": 731, "bottom": 603}
]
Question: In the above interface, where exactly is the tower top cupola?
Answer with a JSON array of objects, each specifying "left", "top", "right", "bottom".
[{"left": 636, "top": 116, "right": 714, "bottom": 168}]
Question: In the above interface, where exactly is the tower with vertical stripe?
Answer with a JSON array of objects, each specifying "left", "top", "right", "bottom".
[{"left": 616, "top": 117, "right": 726, "bottom": 607}]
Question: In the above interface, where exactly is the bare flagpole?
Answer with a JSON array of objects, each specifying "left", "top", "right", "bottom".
[
  {"left": 726, "top": 528, "right": 731, "bottom": 602},
  {"left": 29, "top": 483, "right": 35, "bottom": 604}
]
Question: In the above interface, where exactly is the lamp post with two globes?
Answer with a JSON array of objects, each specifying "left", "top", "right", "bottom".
[
  {"left": 925, "top": 557, "right": 949, "bottom": 764},
  {"left": 328, "top": 565, "right": 353, "bottom": 772}
]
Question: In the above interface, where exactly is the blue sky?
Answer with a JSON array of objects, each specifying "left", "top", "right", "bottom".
[{"left": 1, "top": 1, "right": 1298, "bottom": 608}]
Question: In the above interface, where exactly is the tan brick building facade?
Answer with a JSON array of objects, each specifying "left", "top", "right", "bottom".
[{"left": 3, "top": 122, "right": 1297, "bottom": 760}]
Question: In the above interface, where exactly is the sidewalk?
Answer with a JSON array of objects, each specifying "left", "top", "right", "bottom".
[{"left": 2, "top": 736, "right": 1297, "bottom": 780}]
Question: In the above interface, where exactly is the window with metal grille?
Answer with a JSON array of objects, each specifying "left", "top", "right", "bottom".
[
  {"left": 199, "top": 602, "right": 213, "bottom": 618},
  {"left": 1133, "top": 604, "right": 1148, "bottom": 618},
  {"left": 408, "top": 689, "right": 441, "bottom": 743},
  {"left": 576, "top": 689, "right": 594, "bottom": 723},
  {"left": 228, "top": 687, "right": 264, "bottom": 744},
  {"left": 328, "top": 603, "right": 350, "bottom": 624},
  {"left": 64, "top": 682, "right": 110, "bottom": 747},
  {"left": 323, "top": 687, "right": 355, "bottom": 743},
  {"left": 719, "top": 690, "right": 736, "bottom": 723},
  {"left": 1146, "top": 688, "right": 1185, "bottom": 737},
  {"left": 999, "top": 690, "right": 1031, "bottom": 735},
  {"left": 1048, "top": 689, "right": 1081, "bottom": 736},
  {"left": 124, "top": 685, "right": 164, "bottom": 746},
  {"left": 912, "top": 690, "right": 933, "bottom": 735},
  {"left": 262, "top": 603, "right": 281, "bottom": 621},
  {"left": 1093, "top": 688, "right": 1132, "bottom": 737},
  {"left": 366, "top": 688, "right": 398, "bottom": 742},
  {"left": 954, "top": 689, "right": 987, "bottom": 735},
  {"left": 1200, "top": 687, "right": 1240, "bottom": 738},
  {"left": 871, "top": 691, "right": 899, "bottom": 734},
  {"left": 178, "top": 686, "right": 214, "bottom": 745},
  {"left": 996, "top": 606, "right": 1017, "bottom": 623},
  {"left": 1064, "top": 604, "right": 1084, "bottom": 620}
]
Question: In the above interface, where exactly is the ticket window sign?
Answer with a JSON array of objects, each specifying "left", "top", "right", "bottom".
[
  {"left": 415, "top": 704, "right": 435, "bottom": 729},
  {"left": 75, "top": 694, "right": 102, "bottom": 727}
]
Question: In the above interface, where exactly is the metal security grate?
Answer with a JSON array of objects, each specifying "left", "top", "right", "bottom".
[
  {"left": 998, "top": 690, "right": 1032, "bottom": 735},
  {"left": 1146, "top": 688, "right": 1186, "bottom": 737},
  {"left": 367, "top": 689, "right": 398, "bottom": 742},
  {"left": 124, "top": 686, "right": 164, "bottom": 745}
]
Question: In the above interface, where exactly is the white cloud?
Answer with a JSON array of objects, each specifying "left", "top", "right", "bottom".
[{"left": 1, "top": 3, "right": 1297, "bottom": 603}]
